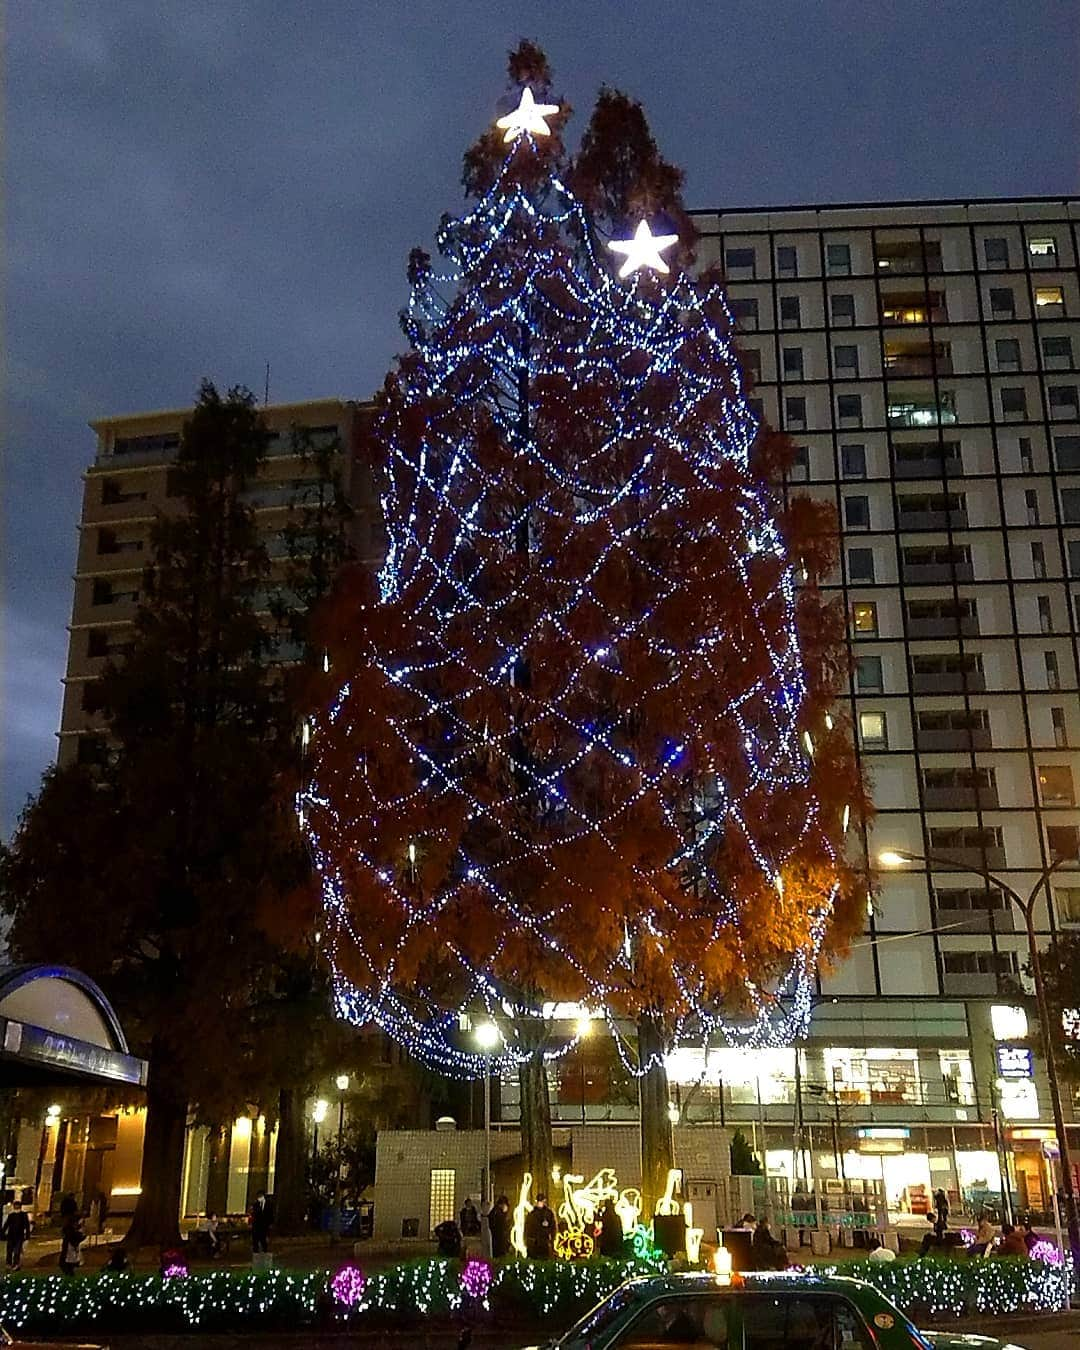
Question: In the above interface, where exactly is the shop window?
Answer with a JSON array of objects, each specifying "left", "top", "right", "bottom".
[
  {"left": 939, "top": 1050, "right": 976, "bottom": 1106},
  {"left": 825, "top": 1047, "right": 921, "bottom": 1107}
]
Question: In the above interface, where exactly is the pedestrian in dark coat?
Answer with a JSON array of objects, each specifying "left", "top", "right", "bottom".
[
  {"left": 2, "top": 1202, "right": 30, "bottom": 1270},
  {"left": 524, "top": 1193, "right": 556, "bottom": 1259},
  {"left": 460, "top": 1196, "right": 481, "bottom": 1237},
  {"left": 599, "top": 1197, "right": 625, "bottom": 1257},
  {"left": 59, "top": 1213, "right": 85, "bottom": 1275},
  {"left": 250, "top": 1191, "right": 273, "bottom": 1253},
  {"left": 434, "top": 1217, "right": 463, "bottom": 1258},
  {"left": 489, "top": 1194, "right": 511, "bottom": 1258}
]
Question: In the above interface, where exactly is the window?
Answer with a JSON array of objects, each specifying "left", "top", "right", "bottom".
[
  {"left": 620, "top": 1296, "right": 730, "bottom": 1349},
  {"left": 826, "top": 242, "right": 852, "bottom": 276},
  {"left": 830, "top": 293, "right": 855, "bottom": 326},
  {"left": 852, "top": 601, "right": 878, "bottom": 635},
  {"left": 1061, "top": 488, "right": 1080, "bottom": 523},
  {"left": 1046, "top": 650, "right": 1060, "bottom": 688},
  {"left": 741, "top": 1294, "right": 873, "bottom": 1350},
  {"left": 859, "top": 711, "right": 887, "bottom": 749},
  {"left": 1026, "top": 489, "right": 1040, "bottom": 524},
  {"left": 943, "top": 951, "right": 1017, "bottom": 977},
  {"left": 856, "top": 655, "right": 883, "bottom": 691},
  {"left": 782, "top": 347, "right": 804, "bottom": 379},
  {"left": 776, "top": 245, "right": 798, "bottom": 278},
  {"left": 88, "top": 630, "right": 109, "bottom": 658},
  {"left": 844, "top": 495, "right": 870, "bottom": 529},
  {"left": 779, "top": 295, "right": 801, "bottom": 328},
  {"left": 1039, "top": 766, "right": 1075, "bottom": 807},
  {"left": 1029, "top": 237, "right": 1057, "bottom": 259},
  {"left": 725, "top": 247, "right": 756, "bottom": 276},
  {"left": 995, "top": 338, "right": 1022, "bottom": 372},
  {"left": 784, "top": 396, "right": 807, "bottom": 431},
  {"left": 1056, "top": 888, "right": 1080, "bottom": 924},
  {"left": 841, "top": 443, "right": 867, "bottom": 478},
  {"left": 1032, "top": 541, "right": 1046, "bottom": 578},
  {"left": 1000, "top": 386, "right": 1028, "bottom": 418},
  {"left": 428, "top": 1169, "right": 456, "bottom": 1233},
  {"left": 930, "top": 825, "right": 1003, "bottom": 852},
  {"left": 790, "top": 445, "right": 809, "bottom": 480},
  {"left": 990, "top": 287, "right": 1015, "bottom": 318},
  {"left": 1043, "top": 336, "right": 1073, "bottom": 369},
  {"left": 1052, "top": 706, "right": 1068, "bottom": 747},
  {"left": 741, "top": 349, "right": 762, "bottom": 384},
  {"left": 834, "top": 344, "right": 859, "bottom": 376},
  {"left": 1050, "top": 386, "right": 1079, "bottom": 419},
  {"left": 1057, "top": 436, "right": 1080, "bottom": 470},
  {"left": 1020, "top": 436, "right": 1034, "bottom": 471},
  {"left": 730, "top": 297, "right": 759, "bottom": 330},
  {"left": 837, "top": 394, "right": 863, "bottom": 427},
  {"left": 1038, "top": 594, "right": 1053, "bottom": 631},
  {"left": 848, "top": 547, "right": 875, "bottom": 582},
  {"left": 747, "top": 397, "right": 764, "bottom": 422},
  {"left": 1068, "top": 540, "right": 1080, "bottom": 577},
  {"left": 984, "top": 237, "right": 1010, "bottom": 267},
  {"left": 1036, "top": 286, "right": 1065, "bottom": 311},
  {"left": 91, "top": 579, "right": 113, "bottom": 606},
  {"left": 98, "top": 529, "right": 117, "bottom": 555},
  {"left": 1048, "top": 826, "right": 1080, "bottom": 861}
]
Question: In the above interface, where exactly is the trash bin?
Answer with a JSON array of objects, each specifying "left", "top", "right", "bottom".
[{"left": 810, "top": 1230, "right": 831, "bottom": 1257}]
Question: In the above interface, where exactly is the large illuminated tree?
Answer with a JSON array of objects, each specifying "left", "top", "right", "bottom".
[{"left": 303, "top": 45, "right": 866, "bottom": 1204}]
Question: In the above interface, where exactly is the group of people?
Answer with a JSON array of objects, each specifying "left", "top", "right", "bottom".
[{"left": 435, "top": 1191, "right": 629, "bottom": 1261}]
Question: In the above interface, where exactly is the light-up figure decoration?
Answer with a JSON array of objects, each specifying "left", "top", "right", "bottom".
[
  {"left": 510, "top": 1172, "right": 534, "bottom": 1259},
  {"left": 553, "top": 1168, "right": 644, "bottom": 1260}
]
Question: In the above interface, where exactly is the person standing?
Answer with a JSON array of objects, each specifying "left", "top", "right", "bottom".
[
  {"left": 58, "top": 1211, "right": 85, "bottom": 1276},
  {"left": 250, "top": 1191, "right": 273, "bottom": 1254},
  {"left": 489, "top": 1194, "right": 511, "bottom": 1259},
  {"left": 932, "top": 1187, "right": 949, "bottom": 1239},
  {"left": 2, "top": 1201, "right": 31, "bottom": 1270},
  {"left": 599, "top": 1197, "right": 625, "bottom": 1258},
  {"left": 524, "top": 1192, "right": 556, "bottom": 1260},
  {"left": 460, "top": 1195, "right": 481, "bottom": 1239}
]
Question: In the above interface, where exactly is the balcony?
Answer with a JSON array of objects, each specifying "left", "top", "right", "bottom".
[
  {"left": 897, "top": 498, "right": 968, "bottom": 530},
  {"left": 881, "top": 291, "right": 947, "bottom": 326},
  {"left": 922, "top": 783, "right": 1000, "bottom": 811},
  {"left": 892, "top": 441, "right": 963, "bottom": 479},
  {"left": 907, "top": 613, "right": 980, "bottom": 638},
  {"left": 936, "top": 905, "right": 1014, "bottom": 934},
  {"left": 888, "top": 395, "right": 958, "bottom": 429},
  {"left": 912, "top": 668, "right": 986, "bottom": 693},
  {"left": 902, "top": 559, "right": 974, "bottom": 584},
  {"left": 877, "top": 241, "right": 944, "bottom": 275},
  {"left": 885, "top": 343, "right": 953, "bottom": 378},
  {"left": 927, "top": 845, "right": 1007, "bottom": 871},
  {"left": 942, "top": 973, "right": 1003, "bottom": 997},
  {"left": 915, "top": 727, "right": 992, "bottom": 752}
]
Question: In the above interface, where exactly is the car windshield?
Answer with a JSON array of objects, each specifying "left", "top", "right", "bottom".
[{"left": 549, "top": 1281, "right": 646, "bottom": 1345}]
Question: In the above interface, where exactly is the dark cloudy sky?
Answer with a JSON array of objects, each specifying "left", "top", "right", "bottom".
[{"left": 5, "top": 0, "right": 1079, "bottom": 835}]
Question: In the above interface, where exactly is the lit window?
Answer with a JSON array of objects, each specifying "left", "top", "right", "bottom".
[
  {"left": 859, "top": 711, "right": 887, "bottom": 749},
  {"left": 1038, "top": 765, "right": 1075, "bottom": 806},
  {"left": 1056, "top": 888, "right": 1080, "bottom": 925},
  {"left": 997, "top": 1076, "right": 1039, "bottom": 1121},
  {"left": 1036, "top": 286, "right": 1065, "bottom": 309},
  {"left": 1029, "top": 237, "right": 1057, "bottom": 258},
  {"left": 852, "top": 602, "right": 878, "bottom": 635},
  {"left": 428, "top": 1169, "right": 456, "bottom": 1233}
]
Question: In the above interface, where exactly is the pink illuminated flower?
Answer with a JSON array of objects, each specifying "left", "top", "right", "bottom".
[
  {"left": 331, "top": 1264, "right": 367, "bottom": 1307},
  {"left": 460, "top": 1257, "right": 493, "bottom": 1301}
]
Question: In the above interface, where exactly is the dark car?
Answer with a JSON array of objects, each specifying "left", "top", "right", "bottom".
[{"left": 522, "top": 1271, "right": 1030, "bottom": 1350}]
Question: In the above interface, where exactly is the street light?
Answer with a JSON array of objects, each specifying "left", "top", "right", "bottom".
[
  {"left": 311, "top": 1098, "right": 328, "bottom": 1167},
  {"left": 879, "top": 845, "right": 1080, "bottom": 1269},
  {"left": 331, "top": 1074, "right": 349, "bottom": 1244},
  {"left": 475, "top": 1022, "right": 500, "bottom": 1204}
]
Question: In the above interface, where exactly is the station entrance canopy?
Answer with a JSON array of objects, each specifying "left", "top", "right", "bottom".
[{"left": 0, "top": 965, "right": 146, "bottom": 1088}]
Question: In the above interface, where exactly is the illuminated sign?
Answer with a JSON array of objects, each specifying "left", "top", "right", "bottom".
[
  {"left": 991, "top": 1005, "right": 1028, "bottom": 1040},
  {"left": 857, "top": 1128, "right": 910, "bottom": 1140},
  {"left": 996, "top": 1046, "right": 1034, "bottom": 1079}
]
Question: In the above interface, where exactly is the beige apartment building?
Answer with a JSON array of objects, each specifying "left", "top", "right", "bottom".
[{"left": 58, "top": 397, "right": 373, "bottom": 763}]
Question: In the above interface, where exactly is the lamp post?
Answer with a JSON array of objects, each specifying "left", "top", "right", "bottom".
[
  {"left": 331, "top": 1074, "right": 349, "bottom": 1244},
  {"left": 311, "top": 1097, "right": 328, "bottom": 1167},
  {"left": 475, "top": 1023, "right": 500, "bottom": 1205},
  {"left": 879, "top": 846, "right": 1080, "bottom": 1269}
]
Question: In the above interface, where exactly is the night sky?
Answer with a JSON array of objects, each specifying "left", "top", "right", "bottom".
[{"left": 5, "top": 1, "right": 1079, "bottom": 836}]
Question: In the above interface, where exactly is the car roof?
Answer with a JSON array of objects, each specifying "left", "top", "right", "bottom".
[{"left": 623, "top": 1272, "right": 883, "bottom": 1298}]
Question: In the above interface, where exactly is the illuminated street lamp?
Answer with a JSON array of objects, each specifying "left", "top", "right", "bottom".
[
  {"left": 311, "top": 1098, "right": 329, "bottom": 1165},
  {"left": 879, "top": 845, "right": 1080, "bottom": 1272},
  {"left": 475, "top": 1022, "right": 500, "bottom": 1204},
  {"left": 331, "top": 1074, "right": 349, "bottom": 1243}
]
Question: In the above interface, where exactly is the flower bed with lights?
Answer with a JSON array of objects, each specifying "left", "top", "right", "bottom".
[{"left": 832, "top": 1256, "right": 1072, "bottom": 1319}]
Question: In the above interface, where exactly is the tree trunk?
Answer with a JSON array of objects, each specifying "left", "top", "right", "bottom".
[
  {"left": 517, "top": 1023, "right": 553, "bottom": 1202},
  {"left": 638, "top": 1011, "right": 674, "bottom": 1219},
  {"left": 205, "top": 1126, "right": 229, "bottom": 1217},
  {"left": 123, "top": 1047, "right": 188, "bottom": 1248},
  {"left": 272, "top": 1086, "right": 309, "bottom": 1234}
]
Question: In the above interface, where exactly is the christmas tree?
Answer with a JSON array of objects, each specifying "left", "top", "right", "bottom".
[{"left": 303, "top": 46, "right": 866, "bottom": 1205}]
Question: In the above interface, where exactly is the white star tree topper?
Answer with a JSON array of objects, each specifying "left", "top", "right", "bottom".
[
  {"left": 608, "top": 220, "right": 681, "bottom": 279},
  {"left": 495, "top": 86, "right": 561, "bottom": 143}
]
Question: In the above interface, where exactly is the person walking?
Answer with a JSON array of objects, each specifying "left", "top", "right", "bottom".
[
  {"left": 524, "top": 1192, "right": 556, "bottom": 1260},
  {"left": 599, "top": 1197, "right": 625, "bottom": 1258},
  {"left": 489, "top": 1194, "right": 511, "bottom": 1259},
  {"left": 250, "top": 1190, "right": 273, "bottom": 1253},
  {"left": 2, "top": 1201, "right": 31, "bottom": 1270},
  {"left": 58, "top": 1211, "right": 85, "bottom": 1276}
]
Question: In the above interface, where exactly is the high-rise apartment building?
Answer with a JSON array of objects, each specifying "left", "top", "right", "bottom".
[
  {"left": 657, "top": 196, "right": 1080, "bottom": 1217},
  {"left": 59, "top": 397, "right": 373, "bottom": 765}
]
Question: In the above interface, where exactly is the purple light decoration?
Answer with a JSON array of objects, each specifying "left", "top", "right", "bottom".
[
  {"left": 1030, "top": 1239, "right": 1062, "bottom": 1264},
  {"left": 460, "top": 1257, "right": 493, "bottom": 1301},
  {"left": 959, "top": 1228, "right": 975, "bottom": 1245},
  {"left": 162, "top": 1262, "right": 188, "bottom": 1279},
  {"left": 331, "top": 1264, "right": 367, "bottom": 1307}
]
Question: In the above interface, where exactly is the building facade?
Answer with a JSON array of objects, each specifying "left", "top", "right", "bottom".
[
  {"left": 58, "top": 396, "right": 373, "bottom": 764},
  {"left": 487, "top": 199, "right": 1080, "bottom": 1227}
]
